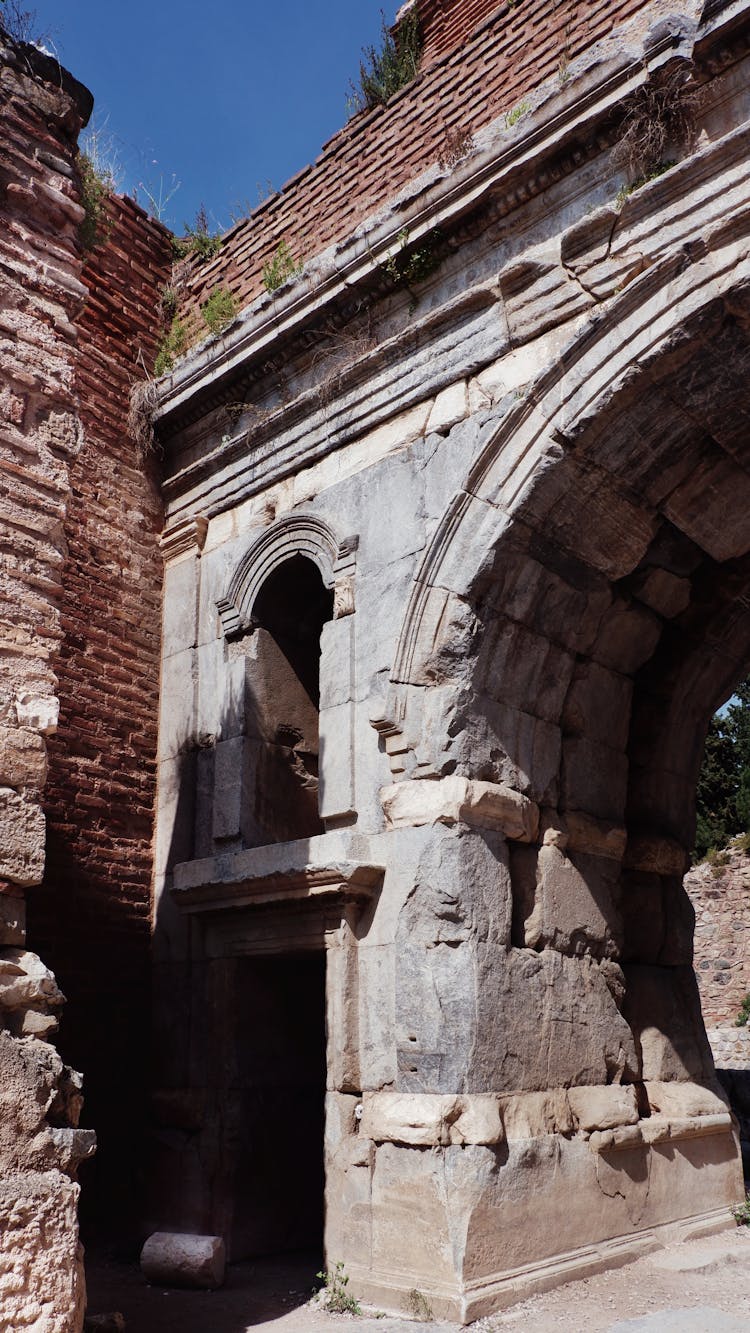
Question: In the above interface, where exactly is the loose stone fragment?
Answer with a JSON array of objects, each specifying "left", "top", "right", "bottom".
[{"left": 140, "top": 1232, "right": 226, "bottom": 1289}]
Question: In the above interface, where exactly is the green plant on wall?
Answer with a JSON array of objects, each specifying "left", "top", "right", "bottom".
[
  {"left": 154, "top": 317, "right": 188, "bottom": 377},
  {"left": 201, "top": 287, "right": 237, "bottom": 335},
  {"left": 77, "top": 153, "right": 115, "bottom": 252},
  {"left": 262, "top": 239, "right": 304, "bottom": 293},
  {"left": 349, "top": 6, "right": 422, "bottom": 113},
  {"left": 315, "top": 1262, "right": 361, "bottom": 1315},
  {"left": 173, "top": 204, "right": 222, "bottom": 261},
  {"left": 505, "top": 99, "right": 530, "bottom": 129},
  {"left": 380, "top": 227, "right": 444, "bottom": 310}
]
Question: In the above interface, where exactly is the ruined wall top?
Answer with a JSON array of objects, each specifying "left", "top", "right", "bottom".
[{"left": 174, "top": 0, "right": 654, "bottom": 333}]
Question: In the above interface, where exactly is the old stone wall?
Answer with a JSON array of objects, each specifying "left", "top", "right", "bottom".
[
  {"left": 0, "top": 32, "right": 95, "bottom": 1333},
  {"left": 686, "top": 847, "right": 750, "bottom": 1028},
  {"left": 28, "top": 194, "right": 172, "bottom": 1240}
]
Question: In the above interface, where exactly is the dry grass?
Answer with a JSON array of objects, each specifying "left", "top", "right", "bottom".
[{"left": 612, "top": 65, "right": 703, "bottom": 177}]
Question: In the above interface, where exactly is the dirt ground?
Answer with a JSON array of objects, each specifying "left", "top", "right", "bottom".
[{"left": 85, "top": 1227, "right": 750, "bottom": 1332}]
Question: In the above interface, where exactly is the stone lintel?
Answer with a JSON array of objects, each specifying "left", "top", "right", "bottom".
[
  {"left": 381, "top": 775, "right": 539, "bottom": 841},
  {"left": 172, "top": 837, "right": 383, "bottom": 913}
]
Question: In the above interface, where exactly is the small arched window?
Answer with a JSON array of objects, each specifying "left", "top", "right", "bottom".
[{"left": 240, "top": 554, "right": 334, "bottom": 846}]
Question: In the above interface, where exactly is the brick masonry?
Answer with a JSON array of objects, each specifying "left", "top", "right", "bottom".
[
  {"left": 0, "top": 32, "right": 96, "bottom": 1333},
  {"left": 27, "top": 194, "right": 173, "bottom": 1238},
  {"left": 175, "top": 0, "right": 647, "bottom": 338}
]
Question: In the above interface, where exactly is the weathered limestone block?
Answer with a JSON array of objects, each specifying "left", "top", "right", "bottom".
[
  {"left": 629, "top": 565, "right": 691, "bottom": 619},
  {"left": 567, "top": 1084, "right": 639, "bottom": 1133},
  {"left": 0, "top": 1032, "right": 91, "bottom": 1332},
  {"left": 395, "top": 826, "right": 512, "bottom": 1090},
  {"left": 426, "top": 381, "right": 468, "bottom": 435},
  {"left": 396, "top": 824, "right": 638, "bottom": 1093},
  {"left": 451, "top": 697, "right": 562, "bottom": 805},
  {"left": 560, "top": 736, "right": 629, "bottom": 824},
  {"left": 560, "top": 207, "right": 619, "bottom": 300},
  {"left": 645, "top": 1081, "right": 728, "bottom": 1119},
  {"left": 0, "top": 725, "right": 47, "bottom": 789},
  {"left": 361, "top": 1092, "right": 505, "bottom": 1146},
  {"left": 0, "top": 948, "right": 64, "bottom": 1011},
  {"left": 624, "top": 833, "right": 688, "bottom": 876},
  {"left": 140, "top": 1232, "right": 226, "bottom": 1289},
  {"left": 563, "top": 811, "right": 627, "bottom": 860},
  {"left": 0, "top": 1179, "right": 85, "bottom": 1333},
  {"left": 0, "top": 788, "right": 46, "bottom": 886},
  {"left": 518, "top": 841, "right": 623, "bottom": 958},
  {"left": 381, "top": 775, "right": 539, "bottom": 840},
  {"left": 561, "top": 660, "right": 633, "bottom": 750},
  {"left": 473, "top": 949, "right": 639, "bottom": 1093},
  {"left": 15, "top": 694, "right": 59, "bottom": 736},
  {"left": 622, "top": 964, "right": 714, "bottom": 1082},
  {"left": 498, "top": 1088, "right": 574, "bottom": 1139}
]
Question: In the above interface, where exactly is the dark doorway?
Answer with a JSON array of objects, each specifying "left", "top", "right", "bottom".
[{"left": 229, "top": 951, "right": 327, "bottom": 1261}]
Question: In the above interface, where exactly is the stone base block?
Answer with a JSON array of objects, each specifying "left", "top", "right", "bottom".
[{"left": 327, "top": 1126, "right": 743, "bottom": 1325}]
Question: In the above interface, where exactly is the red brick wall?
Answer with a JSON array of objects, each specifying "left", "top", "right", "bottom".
[
  {"left": 418, "top": 0, "right": 505, "bottom": 62},
  {"left": 177, "top": 0, "right": 645, "bottom": 336},
  {"left": 28, "top": 195, "right": 172, "bottom": 1241}
]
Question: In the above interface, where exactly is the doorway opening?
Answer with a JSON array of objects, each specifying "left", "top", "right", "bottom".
[{"left": 229, "top": 949, "right": 327, "bottom": 1262}]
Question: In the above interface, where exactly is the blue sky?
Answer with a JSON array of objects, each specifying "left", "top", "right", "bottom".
[{"left": 27, "top": 1, "right": 400, "bottom": 232}]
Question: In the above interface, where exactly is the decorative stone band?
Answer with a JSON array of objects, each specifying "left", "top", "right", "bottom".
[
  {"left": 358, "top": 1083, "right": 732, "bottom": 1150},
  {"left": 380, "top": 776, "right": 539, "bottom": 842},
  {"left": 360, "top": 1092, "right": 504, "bottom": 1148}
]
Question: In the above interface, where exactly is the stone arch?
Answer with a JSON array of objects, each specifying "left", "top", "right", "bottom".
[
  {"left": 377, "top": 200, "right": 750, "bottom": 1182},
  {"left": 387, "top": 213, "right": 750, "bottom": 828},
  {"left": 216, "top": 512, "right": 349, "bottom": 637}
]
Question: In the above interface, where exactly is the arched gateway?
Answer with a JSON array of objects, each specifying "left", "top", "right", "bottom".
[{"left": 150, "top": 0, "right": 750, "bottom": 1320}]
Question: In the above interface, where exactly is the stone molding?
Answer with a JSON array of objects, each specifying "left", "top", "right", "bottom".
[
  {"left": 216, "top": 513, "right": 357, "bottom": 637},
  {"left": 357, "top": 1083, "right": 731, "bottom": 1149},
  {"left": 159, "top": 516, "right": 208, "bottom": 563},
  {"left": 171, "top": 836, "right": 383, "bottom": 913},
  {"left": 380, "top": 776, "right": 539, "bottom": 842}
]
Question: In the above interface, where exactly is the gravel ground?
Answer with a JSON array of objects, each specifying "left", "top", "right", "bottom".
[{"left": 84, "top": 1227, "right": 750, "bottom": 1332}]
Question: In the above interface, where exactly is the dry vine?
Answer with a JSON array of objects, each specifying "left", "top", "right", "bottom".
[
  {"left": 612, "top": 64, "right": 704, "bottom": 177},
  {"left": 127, "top": 378, "right": 160, "bottom": 463}
]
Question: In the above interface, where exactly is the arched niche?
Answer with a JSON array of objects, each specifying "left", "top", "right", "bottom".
[
  {"left": 213, "top": 514, "right": 358, "bottom": 848},
  {"left": 216, "top": 513, "right": 356, "bottom": 638}
]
